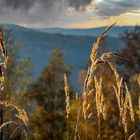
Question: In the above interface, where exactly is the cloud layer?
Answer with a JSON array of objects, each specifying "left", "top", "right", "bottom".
[
  {"left": 0, "top": 0, "right": 139, "bottom": 27},
  {"left": 1, "top": 0, "right": 92, "bottom": 11},
  {"left": 95, "top": 0, "right": 140, "bottom": 16}
]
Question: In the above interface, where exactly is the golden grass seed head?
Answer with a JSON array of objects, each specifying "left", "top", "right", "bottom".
[{"left": 64, "top": 73, "right": 70, "bottom": 119}]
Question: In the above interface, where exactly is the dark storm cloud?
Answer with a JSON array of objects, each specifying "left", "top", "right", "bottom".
[
  {"left": 0, "top": 0, "right": 92, "bottom": 11},
  {"left": 95, "top": 0, "right": 140, "bottom": 16},
  {"left": 1, "top": 0, "right": 35, "bottom": 10},
  {"left": 67, "top": 0, "right": 92, "bottom": 10},
  {"left": 0, "top": 0, "right": 64, "bottom": 26},
  {"left": 0, "top": 0, "right": 93, "bottom": 26}
]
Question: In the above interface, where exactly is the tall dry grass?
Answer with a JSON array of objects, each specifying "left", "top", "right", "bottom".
[
  {"left": 64, "top": 24, "right": 140, "bottom": 140},
  {"left": 0, "top": 27, "right": 28, "bottom": 140}
]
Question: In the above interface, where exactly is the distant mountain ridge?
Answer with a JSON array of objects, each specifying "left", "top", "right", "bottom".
[
  {"left": 1, "top": 23, "right": 130, "bottom": 91},
  {"left": 2, "top": 23, "right": 135, "bottom": 37},
  {"left": 38, "top": 26, "right": 135, "bottom": 37}
]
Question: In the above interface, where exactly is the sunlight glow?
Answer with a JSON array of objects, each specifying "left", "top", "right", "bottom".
[{"left": 67, "top": 12, "right": 140, "bottom": 28}]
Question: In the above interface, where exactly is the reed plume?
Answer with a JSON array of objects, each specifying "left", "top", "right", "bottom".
[
  {"left": 86, "top": 25, "right": 116, "bottom": 91},
  {"left": 0, "top": 27, "right": 28, "bottom": 140},
  {"left": 64, "top": 73, "right": 70, "bottom": 119},
  {"left": 0, "top": 26, "right": 8, "bottom": 140},
  {"left": 94, "top": 77, "right": 107, "bottom": 120},
  {"left": 105, "top": 59, "right": 128, "bottom": 124},
  {"left": 125, "top": 84, "right": 135, "bottom": 122},
  {"left": 0, "top": 100, "right": 29, "bottom": 126},
  {"left": 120, "top": 83, "right": 136, "bottom": 139},
  {"left": 121, "top": 95, "right": 128, "bottom": 133},
  {"left": 82, "top": 24, "right": 115, "bottom": 120},
  {"left": 94, "top": 77, "right": 107, "bottom": 140},
  {"left": 0, "top": 27, "right": 8, "bottom": 92}
]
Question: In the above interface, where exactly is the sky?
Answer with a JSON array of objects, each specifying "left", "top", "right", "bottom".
[{"left": 0, "top": 0, "right": 140, "bottom": 28}]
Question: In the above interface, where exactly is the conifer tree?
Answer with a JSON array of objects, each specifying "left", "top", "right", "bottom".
[{"left": 27, "top": 48, "right": 72, "bottom": 140}]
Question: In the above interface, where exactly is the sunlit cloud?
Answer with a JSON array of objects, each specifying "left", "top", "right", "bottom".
[
  {"left": 94, "top": 0, "right": 140, "bottom": 16},
  {"left": 67, "top": 12, "right": 140, "bottom": 28}
]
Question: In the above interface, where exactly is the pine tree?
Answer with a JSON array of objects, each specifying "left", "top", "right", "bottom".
[{"left": 27, "top": 48, "right": 72, "bottom": 140}]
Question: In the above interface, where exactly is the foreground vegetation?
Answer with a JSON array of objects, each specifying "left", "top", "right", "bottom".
[{"left": 0, "top": 24, "right": 140, "bottom": 140}]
